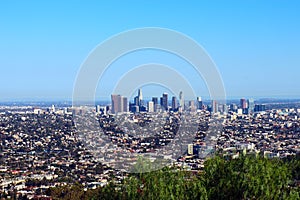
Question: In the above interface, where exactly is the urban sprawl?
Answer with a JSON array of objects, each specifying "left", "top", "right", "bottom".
[{"left": 1, "top": 89, "right": 300, "bottom": 199}]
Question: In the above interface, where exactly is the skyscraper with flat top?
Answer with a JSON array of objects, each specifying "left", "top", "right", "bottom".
[
  {"left": 179, "top": 91, "right": 184, "bottom": 109},
  {"left": 197, "top": 97, "right": 203, "bottom": 110},
  {"left": 240, "top": 98, "right": 248, "bottom": 114},
  {"left": 111, "top": 94, "right": 121, "bottom": 114},
  {"left": 122, "top": 96, "right": 128, "bottom": 112},
  {"left": 240, "top": 98, "right": 248, "bottom": 109},
  {"left": 162, "top": 93, "right": 168, "bottom": 111},
  {"left": 148, "top": 101, "right": 154, "bottom": 112},
  {"left": 171, "top": 96, "right": 178, "bottom": 111},
  {"left": 152, "top": 97, "right": 158, "bottom": 112},
  {"left": 248, "top": 98, "right": 254, "bottom": 113},
  {"left": 211, "top": 100, "right": 218, "bottom": 113},
  {"left": 111, "top": 94, "right": 127, "bottom": 113}
]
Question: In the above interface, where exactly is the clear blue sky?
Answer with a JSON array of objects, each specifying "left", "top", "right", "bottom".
[{"left": 0, "top": 0, "right": 300, "bottom": 101}]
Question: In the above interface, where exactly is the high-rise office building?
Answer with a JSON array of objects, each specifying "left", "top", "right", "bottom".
[
  {"left": 211, "top": 100, "right": 218, "bottom": 113},
  {"left": 111, "top": 94, "right": 121, "bottom": 114},
  {"left": 138, "top": 88, "right": 143, "bottom": 107},
  {"left": 240, "top": 98, "right": 248, "bottom": 109},
  {"left": 248, "top": 98, "right": 254, "bottom": 113},
  {"left": 240, "top": 98, "right": 249, "bottom": 114},
  {"left": 148, "top": 101, "right": 154, "bottom": 112},
  {"left": 122, "top": 96, "right": 128, "bottom": 112},
  {"left": 197, "top": 97, "right": 203, "bottom": 110},
  {"left": 111, "top": 94, "right": 127, "bottom": 113},
  {"left": 134, "top": 96, "right": 139, "bottom": 106},
  {"left": 171, "top": 96, "right": 178, "bottom": 111},
  {"left": 133, "top": 88, "right": 143, "bottom": 106},
  {"left": 162, "top": 93, "right": 168, "bottom": 111},
  {"left": 179, "top": 91, "right": 184, "bottom": 110},
  {"left": 138, "top": 88, "right": 143, "bottom": 102},
  {"left": 131, "top": 88, "right": 146, "bottom": 112},
  {"left": 152, "top": 97, "right": 158, "bottom": 112},
  {"left": 152, "top": 97, "right": 158, "bottom": 105}
]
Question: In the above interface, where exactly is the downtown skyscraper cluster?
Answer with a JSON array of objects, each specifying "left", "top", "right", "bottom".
[{"left": 110, "top": 89, "right": 205, "bottom": 114}]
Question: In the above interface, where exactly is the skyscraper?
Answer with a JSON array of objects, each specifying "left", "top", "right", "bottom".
[
  {"left": 240, "top": 98, "right": 248, "bottom": 114},
  {"left": 122, "top": 96, "right": 128, "bottom": 112},
  {"left": 111, "top": 94, "right": 121, "bottom": 114},
  {"left": 148, "top": 101, "right": 154, "bottom": 112},
  {"left": 138, "top": 88, "right": 143, "bottom": 101},
  {"left": 152, "top": 97, "right": 158, "bottom": 112},
  {"left": 197, "top": 97, "right": 203, "bottom": 110},
  {"left": 211, "top": 100, "right": 218, "bottom": 113},
  {"left": 240, "top": 98, "right": 248, "bottom": 109},
  {"left": 179, "top": 91, "right": 184, "bottom": 109},
  {"left": 138, "top": 88, "right": 143, "bottom": 106},
  {"left": 111, "top": 94, "right": 127, "bottom": 113},
  {"left": 132, "top": 88, "right": 145, "bottom": 112},
  {"left": 162, "top": 93, "right": 168, "bottom": 111},
  {"left": 152, "top": 97, "right": 158, "bottom": 105},
  {"left": 248, "top": 98, "right": 254, "bottom": 113},
  {"left": 171, "top": 96, "right": 178, "bottom": 111},
  {"left": 134, "top": 96, "right": 139, "bottom": 106}
]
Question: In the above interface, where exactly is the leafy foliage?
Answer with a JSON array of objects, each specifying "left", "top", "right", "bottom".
[
  {"left": 204, "top": 155, "right": 296, "bottom": 199},
  {"left": 48, "top": 155, "right": 300, "bottom": 200}
]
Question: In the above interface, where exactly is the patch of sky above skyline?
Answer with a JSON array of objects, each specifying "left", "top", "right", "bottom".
[
  {"left": 96, "top": 49, "right": 207, "bottom": 101},
  {"left": 0, "top": 1, "right": 300, "bottom": 101}
]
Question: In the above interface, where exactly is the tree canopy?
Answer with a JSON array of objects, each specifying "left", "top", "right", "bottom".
[{"left": 47, "top": 155, "right": 300, "bottom": 200}]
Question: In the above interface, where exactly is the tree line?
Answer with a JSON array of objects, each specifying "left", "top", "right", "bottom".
[{"left": 47, "top": 154, "right": 300, "bottom": 200}]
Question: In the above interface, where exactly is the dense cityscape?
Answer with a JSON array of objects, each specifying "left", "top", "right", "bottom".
[
  {"left": 0, "top": 89, "right": 299, "bottom": 199},
  {"left": 2, "top": 0, "right": 300, "bottom": 199}
]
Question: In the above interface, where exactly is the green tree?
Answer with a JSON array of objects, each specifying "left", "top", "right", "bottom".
[{"left": 204, "top": 155, "right": 297, "bottom": 200}]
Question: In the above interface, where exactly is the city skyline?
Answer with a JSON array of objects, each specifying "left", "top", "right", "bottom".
[
  {"left": 110, "top": 88, "right": 265, "bottom": 115},
  {"left": 1, "top": 1, "right": 300, "bottom": 199},
  {"left": 1, "top": 1, "right": 300, "bottom": 101}
]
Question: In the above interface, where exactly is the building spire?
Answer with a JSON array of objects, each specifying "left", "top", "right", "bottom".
[{"left": 138, "top": 88, "right": 143, "bottom": 101}]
